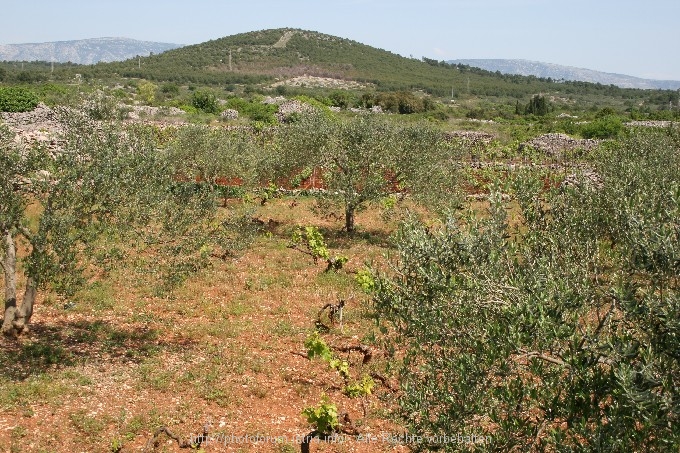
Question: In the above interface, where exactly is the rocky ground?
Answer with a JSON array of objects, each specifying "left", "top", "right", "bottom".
[
  {"left": 270, "top": 76, "right": 370, "bottom": 90},
  {"left": 520, "top": 133, "right": 601, "bottom": 157}
]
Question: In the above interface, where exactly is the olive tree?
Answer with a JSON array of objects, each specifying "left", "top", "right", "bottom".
[
  {"left": 278, "top": 113, "right": 460, "bottom": 233},
  {"left": 167, "top": 124, "right": 265, "bottom": 187},
  {"left": 373, "top": 128, "right": 680, "bottom": 450},
  {"left": 1, "top": 112, "right": 247, "bottom": 337}
]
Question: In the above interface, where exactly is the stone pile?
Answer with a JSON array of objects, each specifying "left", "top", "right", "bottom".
[
  {"left": 1, "top": 103, "right": 67, "bottom": 153},
  {"left": 275, "top": 99, "right": 316, "bottom": 122},
  {"left": 270, "top": 76, "right": 369, "bottom": 90},
  {"left": 126, "top": 105, "right": 185, "bottom": 120},
  {"left": 521, "top": 133, "right": 600, "bottom": 157},
  {"left": 220, "top": 109, "right": 239, "bottom": 120},
  {"left": 347, "top": 106, "right": 384, "bottom": 114},
  {"left": 1, "top": 103, "right": 63, "bottom": 133}
]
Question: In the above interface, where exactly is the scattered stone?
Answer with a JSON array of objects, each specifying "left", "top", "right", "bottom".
[
  {"left": 262, "top": 96, "right": 287, "bottom": 105},
  {"left": 562, "top": 168, "right": 604, "bottom": 190},
  {"left": 626, "top": 120, "right": 675, "bottom": 128},
  {"left": 125, "top": 105, "right": 185, "bottom": 119}
]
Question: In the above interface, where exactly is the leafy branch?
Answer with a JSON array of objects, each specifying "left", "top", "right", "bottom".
[{"left": 289, "top": 226, "right": 348, "bottom": 271}]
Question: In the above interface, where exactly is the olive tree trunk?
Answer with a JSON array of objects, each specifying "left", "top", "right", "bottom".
[
  {"left": 2, "top": 230, "right": 37, "bottom": 338},
  {"left": 345, "top": 205, "right": 356, "bottom": 234}
]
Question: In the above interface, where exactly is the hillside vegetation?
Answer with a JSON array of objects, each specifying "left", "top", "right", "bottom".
[
  {"left": 1, "top": 27, "right": 679, "bottom": 452},
  {"left": 2, "top": 28, "right": 679, "bottom": 116}
]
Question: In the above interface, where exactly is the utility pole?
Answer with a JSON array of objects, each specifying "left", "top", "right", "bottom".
[
  {"left": 138, "top": 56, "right": 141, "bottom": 69},
  {"left": 229, "top": 49, "right": 232, "bottom": 71}
]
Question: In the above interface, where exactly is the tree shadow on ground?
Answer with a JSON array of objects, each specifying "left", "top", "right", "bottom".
[
  {"left": 0, "top": 319, "right": 195, "bottom": 381},
  {"left": 320, "top": 226, "right": 395, "bottom": 249}
]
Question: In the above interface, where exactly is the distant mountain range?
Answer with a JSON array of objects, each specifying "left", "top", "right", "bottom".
[
  {"left": 448, "top": 59, "right": 680, "bottom": 90},
  {"left": 0, "top": 38, "right": 183, "bottom": 65}
]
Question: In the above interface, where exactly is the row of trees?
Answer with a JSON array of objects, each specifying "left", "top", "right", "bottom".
[
  {"left": 172, "top": 112, "right": 461, "bottom": 232},
  {"left": 2, "top": 110, "right": 461, "bottom": 337}
]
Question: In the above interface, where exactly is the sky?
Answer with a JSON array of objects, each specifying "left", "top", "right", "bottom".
[{"left": 3, "top": 0, "right": 680, "bottom": 81}]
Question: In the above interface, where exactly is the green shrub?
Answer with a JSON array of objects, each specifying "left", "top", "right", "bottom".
[
  {"left": 580, "top": 115, "right": 624, "bottom": 139},
  {"left": 0, "top": 86, "right": 39, "bottom": 112},
  {"left": 375, "top": 91, "right": 429, "bottom": 114},
  {"left": 225, "top": 97, "right": 277, "bottom": 123},
  {"left": 525, "top": 94, "right": 551, "bottom": 115},
  {"left": 191, "top": 90, "right": 220, "bottom": 114},
  {"left": 374, "top": 129, "right": 680, "bottom": 451},
  {"left": 328, "top": 90, "right": 354, "bottom": 109},
  {"left": 301, "top": 397, "right": 338, "bottom": 435},
  {"left": 289, "top": 226, "right": 348, "bottom": 271},
  {"left": 160, "top": 83, "right": 180, "bottom": 95}
]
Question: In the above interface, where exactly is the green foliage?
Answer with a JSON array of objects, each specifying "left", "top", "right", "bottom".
[
  {"left": 278, "top": 114, "right": 460, "bottom": 232},
  {"left": 0, "top": 86, "right": 39, "bottom": 112},
  {"left": 31, "top": 83, "right": 80, "bottom": 107},
  {"left": 301, "top": 396, "right": 339, "bottom": 435},
  {"left": 355, "top": 268, "right": 375, "bottom": 294},
  {"left": 328, "top": 90, "right": 354, "bottom": 109},
  {"left": 328, "top": 358, "right": 350, "bottom": 380},
  {"left": 375, "top": 91, "right": 433, "bottom": 114},
  {"left": 290, "top": 166, "right": 313, "bottom": 188},
  {"left": 160, "top": 83, "right": 180, "bottom": 95},
  {"left": 304, "top": 332, "right": 350, "bottom": 380},
  {"left": 292, "top": 226, "right": 330, "bottom": 262},
  {"left": 225, "top": 97, "right": 277, "bottom": 123},
  {"left": 1, "top": 113, "right": 254, "bottom": 333},
  {"left": 344, "top": 375, "right": 375, "bottom": 398},
  {"left": 304, "top": 332, "right": 333, "bottom": 361},
  {"left": 305, "top": 331, "right": 350, "bottom": 381},
  {"left": 136, "top": 81, "right": 157, "bottom": 105},
  {"left": 191, "top": 90, "right": 220, "bottom": 114},
  {"left": 167, "top": 124, "right": 263, "bottom": 188},
  {"left": 290, "top": 226, "right": 348, "bottom": 271},
  {"left": 525, "top": 94, "right": 550, "bottom": 115},
  {"left": 580, "top": 114, "right": 624, "bottom": 138},
  {"left": 373, "top": 128, "right": 680, "bottom": 450},
  {"left": 110, "top": 437, "right": 123, "bottom": 453}
]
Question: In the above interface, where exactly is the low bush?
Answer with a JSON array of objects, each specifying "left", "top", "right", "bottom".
[
  {"left": 191, "top": 90, "right": 220, "bottom": 114},
  {"left": 580, "top": 114, "right": 624, "bottom": 138},
  {"left": 0, "top": 86, "right": 39, "bottom": 112}
]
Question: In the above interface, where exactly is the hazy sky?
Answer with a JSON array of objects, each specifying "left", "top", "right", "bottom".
[{"left": 3, "top": 0, "right": 679, "bottom": 80}]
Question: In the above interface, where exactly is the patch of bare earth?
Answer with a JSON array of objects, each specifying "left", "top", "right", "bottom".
[{"left": 0, "top": 198, "right": 408, "bottom": 452}]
